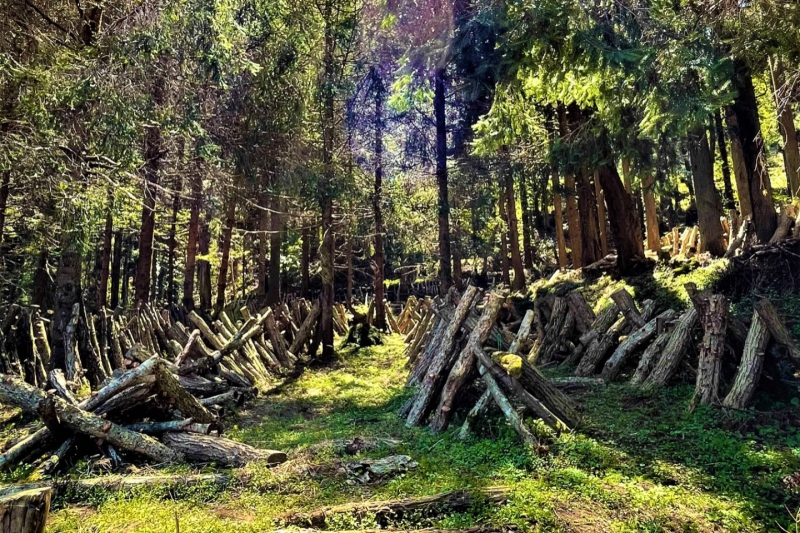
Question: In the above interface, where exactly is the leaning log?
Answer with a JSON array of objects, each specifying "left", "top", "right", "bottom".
[
  {"left": 0, "top": 374, "right": 182, "bottom": 464},
  {"left": 630, "top": 327, "right": 672, "bottom": 386},
  {"left": 405, "top": 287, "right": 480, "bottom": 427},
  {"left": 610, "top": 289, "right": 645, "bottom": 329},
  {"left": 457, "top": 389, "right": 491, "bottom": 440},
  {"left": 565, "top": 291, "right": 595, "bottom": 335},
  {"left": 289, "top": 301, "right": 321, "bottom": 356},
  {"left": 278, "top": 486, "right": 511, "bottom": 528},
  {"left": 162, "top": 432, "right": 285, "bottom": 467},
  {"left": 0, "top": 487, "right": 51, "bottom": 533},
  {"left": 508, "top": 309, "right": 534, "bottom": 355},
  {"left": 754, "top": 298, "right": 800, "bottom": 370},
  {"left": 153, "top": 361, "right": 217, "bottom": 424},
  {"left": 642, "top": 307, "right": 699, "bottom": 389},
  {"left": 80, "top": 355, "right": 160, "bottom": 412},
  {"left": 429, "top": 293, "right": 504, "bottom": 433},
  {"left": 601, "top": 309, "right": 677, "bottom": 381},
  {"left": 722, "top": 310, "right": 770, "bottom": 409},
  {"left": 0, "top": 428, "right": 52, "bottom": 471}
]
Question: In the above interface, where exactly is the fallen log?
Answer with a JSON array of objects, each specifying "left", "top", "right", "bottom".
[
  {"left": 629, "top": 327, "right": 672, "bottom": 386},
  {"left": 80, "top": 355, "right": 160, "bottom": 412},
  {"left": 723, "top": 310, "right": 770, "bottom": 409},
  {"left": 277, "top": 486, "right": 512, "bottom": 528},
  {"left": 289, "top": 301, "right": 321, "bottom": 356},
  {"left": 0, "top": 374, "right": 182, "bottom": 464},
  {"left": 162, "top": 432, "right": 285, "bottom": 467},
  {"left": 0, "top": 487, "right": 50, "bottom": 533}
]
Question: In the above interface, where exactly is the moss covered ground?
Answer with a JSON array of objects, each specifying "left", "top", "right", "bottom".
[{"left": 37, "top": 329, "right": 800, "bottom": 533}]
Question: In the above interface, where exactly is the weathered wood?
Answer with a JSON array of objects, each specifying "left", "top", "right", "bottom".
[
  {"left": 405, "top": 287, "right": 480, "bottom": 427},
  {"left": 723, "top": 310, "right": 770, "bottom": 409},
  {"left": 289, "top": 301, "right": 321, "bottom": 356},
  {"left": 278, "top": 486, "right": 511, "bottom": 529},
  {"left": 630, "top": 327, "right": 672, "bottom": 386},
  {"left": 691, "top": 293, "right": 729, "bottom": 408},
  {"left": 0, "top": 374, "right": 182, "bottom": 464},
  {"left": 577, "top": 303, "right": 620, "bottom": 347},
  {"left": 642, "top": 308, "right": 699, "bottom": 389},
  {"left": 601, "top": 309, "right": 677, "bottom": 381},
  {"left": 769, "top": 207, "right": 793, "bottom": 243},
  {"left": 0, "top": 487, "right": 50, "bottom": 533},
  {"left": 429, "top": 293, "right": 503, "bottom": 433},
  {"left": 48, "top": 370, "right": 77, "bottom": 406},
  {"left": 80, "top": 355, "right": 160, "bottom": 412},
  {"left": 530, "top": 297, "right": 569, "bottom": 364},
  {"left": 508, "top": 309, "right": 534, "bottom": 355},
  {"left": 122, "top": 419, "right": 194, "bottom": 434},
  {"left": 565, "top": 291, "right": 595, "bottom": 335},
  {"left": 610, "top": 289, "right": 644, "bottom": 329},
  {"left": 162, "top": 432, "right": 285, "bottom": 467},
  {"left": 507, "top": 355, "right": 579, "bottom": 428},
  {"left": 174, "top": 329, "right": 201, "bottom": 366},
  {"left": 0, "top": 428, "right": 52, "bottom": 471},
  {"left": 575, "top": 317, "right": 627, "bottom": 377},
  {"left": 754, "top": 298, "right": 800, "bottom": 370}
]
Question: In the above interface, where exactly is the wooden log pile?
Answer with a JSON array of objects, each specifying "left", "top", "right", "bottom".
[
  {"left": 401, "top": 283, "right": 800, "bottom": 441},
  {"left": 0, "top": 301, "right": 316, "bottom": 475},
  {"left": 401, "top": 288, "right": 579, "bottom": 446}
]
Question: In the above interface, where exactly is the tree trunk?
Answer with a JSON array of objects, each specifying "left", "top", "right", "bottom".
[
  {"left": 434, "top": 68, "right": 452, "bottom": 294},
  {"left": 183, "top": 170, "right": 202, "bottom": 309},
  {"left": 769, "top": 56, "right": 800, "bottom": 198},
  {"left": 518, "top": 171, "right": 534, "bottom": 270},
  {"left": 728, "top": 58, "right": 776, "bottom": 242},
  {"left": 51, "top": 250, "right": 82, "bottom": 371},
  {"left": 593, "top": 170, "right": 609, "bottom": 256},
  {"left": 713, "top": 111, "right": 736, "bottom": 209},
  {"left": 552, "top": 167, "right": 568, "bottom": 269},
  {"left": 197, "top": 204, "right": 212, "bottom": 311},
  {"left": 215, "top": 197, "right": 236, "bottom": 311},
  {"left": 0, "top": 172, "right": 9, "bottom": 249},
  {"left": 162, "top": 432, "right": 285, "bottom": 467},
  {"left": 134, "top": 121, "right": 162, "bottom": 306},
  {"left": 642, "top": 173, "right": 661, "bottom": 253},
  {"left": 691, "top": 293, "right": 728, "bottom": 408},
  {"left": 320, "top": 197, "right": 335, "bottom": 359},
  {"left": 166, "top": 179, "right": 181, "bottom": 306},
  {"left": 257, "top": 195, "right": 269, "bottom": 297},
  {"left": 371, "top": 66, "right": 387, "bottom": 328},
  {"left": 597, "top": 162, "right": 645, "bottom": 274},
  {"left": 345, "top": 237, "right": 354, "bottom": 310},
  {"left": 576, "top": 169, "right": 602, "bottom": 265},
  {"left": 97, "top": 206, "right": 113, "bottom": 310},
  {"left": 688, "top": 126, "right": 726, "bottom": 256},
  {"left": 498, "top": 197, "right": 510, "bottom": 285},
  {"left": 642, "top": 308, "right": 699, "bottom": 389},
  {"left": 503, "top": 155, "right": 525, "bottom": 290},
  {"left": 267, "top": 195, "right": 282, "bottom": 306},
  {"left": 300, "top": 224, "right": 310, "bottom": 298}
]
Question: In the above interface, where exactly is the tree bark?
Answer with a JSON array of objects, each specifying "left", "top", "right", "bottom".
[
  {"left": 319, "top": 197, "right": 335, "bottom": 360},
  {"left": 576, "top": 169, "right": 602, "bottom": 265},
  {"left": 754, "top": 298, "right": 800, "bottom": 370},
  {"left": 519, "top": 171, "right": 534, "bottom": 270},
  {"left": 498, "top": 196, "right": 510, "bottom": 285},
  {"left": 0, "top": 487, "right": 51, "bottom": 533},
  {"left": 372, "top": 67, "right": 387, "bottom": 329},
  {"left": 257, "top": 195, "right": 269, "bottom": 296},
  {"left": 183, "top": 169, "right": 202, "bottom": 309},
  {"left": 300, "top": 224, "right": 310, "bottom": 298},
  {"left": 503, "top": 155, "right": 525, "bottom": 290},
  {"left": 166, "top": 178, "right": 181, "bottom": 306},
  {"left": 434, "top": 68, "right": 452, "bottom": 294},
  {"left": 593, "top": 170, "right": 609, "bottom": 256},
  {"left": 197, "top": 204, "right": 212, "bottom": 311},
  {"left": 688, "top": 126, "right": 726, "bottom": 256},
  {"left": 97, "top": 200, "right": 113, "bottom": 310},
  {"left": 723, "top": 310, "right": 769, "bottom": 409},
  {"left": 267, "top": 195, "right": 282, "bottom": 306},
  {"left": 642, "top": 173, "right": 661, "bottom": 252},
  {"left": 135, "top": 117, "right": 163, "bottom": 306},
  {"left": 51, "top": 250, "right": 82, "bottom": 371},
  {"left": 728, "top": 58, "right": 776, "bottom": 242},
  {"left": 642, "top": 308, "right": 699, "bottom": 389},
  {"left": 713, "top": 111, "right": 736, "bottom": 209},
  {"left": 769, "top": 56, "right": 800, "bottom": 198},
  {"left": 162, "top": 432, "right": 285, "bottom": 467},
  {"left": 215, "top": 196, "right": 236, "bottom": 311},
  {"left": 552, "top": 167, "right": 568, "bottom": 269},
  {"left": 690, "top": 293, "right": 729, "bottom": 408},
  {"left": 601, "top": 309, "right": 677, "bottom": 381},
  {"left": 597, "top": 161, "right": 646, "bottom": 275}
]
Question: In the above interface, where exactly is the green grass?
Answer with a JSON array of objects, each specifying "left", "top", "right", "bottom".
[{"left": 43, "top": 334, "right": 800, "bottom": 532}]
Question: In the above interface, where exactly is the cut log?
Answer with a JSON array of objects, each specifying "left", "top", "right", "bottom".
[
  {"left": 508, "top": 309, "right": 534, "bottom": 355},
  {"left": 80, "top": 355, "right": 160, "bottom": 412},
  {"left": 0, "top": 487, "right": 50, "bottom": 533},
  {"left": 769, "top": 208, "right": 793, "bottom": 243},
  {"left": 723, "top": 310, "right": 770, "bottom": 409},
  {"left": 630, "top": 327, "right": 672, "bottom": 386},
  {"left": 508, "top": 355, "right": 579, "bottom": 427},
  {"left": 754, "top": 298, "right": 800, "bottom": 370},
  {"left": 162, "top": 432, "right": 285, "bottom": 467},
  {"left": 610, "top": 289, "right": 645, "bottom": 329},
  {"left": 0, "top": 374, "right": 182, "bottom": 464},
  {"left": 642, "top": 308, "right": 699, "bottom": 389},
  {"left": 153, "top": 361, "right": 217, "bottom": 423},
  {"left": 530, "top": 297, "right": 569, "bottom": 364},
  {"left": 575, "top": 317, "right": 627, "bottom": 377},
  {"left": 691, "top": 293, "right": 729, "bottom": 408},
  {"left": 405, "top": 287, "right": 480, "bottom": 427},
  {"left": 565, "top": 291, "right": 595, "bottom": 335},
  {"left": 289, "top": 301, "right": 321, "bottom": 356},
  {"left": 429, "top": 293, "right": 503, "bottom": 433},
  {"left": 601, "top": 309, "right": 678, "bottom": 381},
  {"left": 174, "top": 329, "right": 201, "bottom": 367},
  {"left": 278, "top": 486, "right": 511, "bottom": 529},
  {"left": 0, "top": 428, "right": 52, "bottom": 471},
  {"left": 122, "top": 419, "right": 194, "bottom": 434},
  {"left": 48, "top": 370, "right": 77, "bottom": 406}
]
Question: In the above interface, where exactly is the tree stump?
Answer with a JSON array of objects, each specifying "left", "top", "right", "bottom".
[{"left": 0, "top": 487, "right": 51, "bottom": 533}]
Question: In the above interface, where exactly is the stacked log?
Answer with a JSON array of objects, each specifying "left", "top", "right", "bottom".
[{"left": 402, "top": 290, "right": 579, "bottom": 445}]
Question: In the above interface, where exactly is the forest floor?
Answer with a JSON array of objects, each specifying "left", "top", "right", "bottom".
[{"left": 36, "top": 328, "right": 800, "bottom": 532}]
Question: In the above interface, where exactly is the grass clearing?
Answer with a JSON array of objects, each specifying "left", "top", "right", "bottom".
[{"left": 43, "top": 333, "right": 800, "bottom": 532}]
